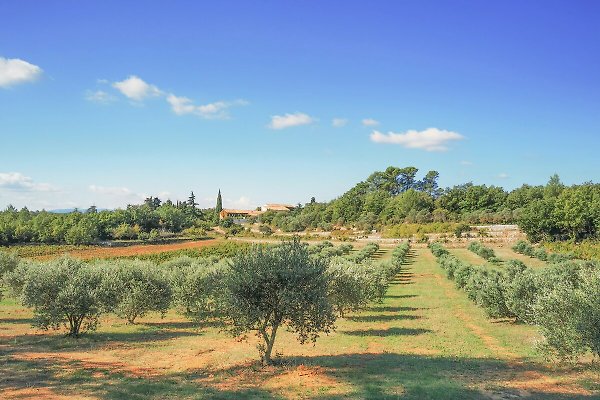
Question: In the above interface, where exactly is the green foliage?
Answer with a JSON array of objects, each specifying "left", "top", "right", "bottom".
[
  {"left": 215, "top": 190, "right": 223, "bottom": 216},
  {"left": 180, "top": 226, "right": 207, "bottom": 239},
  {"left": 348, "top": 242, "right": 379, "bottom": 263},
  {"left": 0, "top": 250, "right": 20, "bottom": 300},
  {"left": 326, "top": 258, "right": 385, "bottom": 317},
  {"left": 21, "top": 257, "right": 105, "bottom": 336},
  {"left": 502, "top": 267, "right": 539, "bottom": 323},
  {"left": 112, "top": 223, "right": 140, "bottom": 240},
  {"left": 382, "top": 222, "right": 459, "bottom": 238},
  {"left": 0, "top": 250, "right": 19, "bottom": 276},
  {"left": 467, "top": 241, "right": 500, "bottom": 263},
  {"left": 543, "top": 240, "right": 600, "bottom": 261},
  {"left": 464, "top": 268, "right": 513, "bottom": 318},
  {"left": 519, "top": 182, "right": 600, "bottom": 242},
  {"left": 166, "top": 257, "right": 228, "bottom": 320},
  {"left": 3, "top": 259, "right": 41, "bottom": 299},
  {"left": 326, "top": 242, "right": 409, "bottom": 317},
  {"left": 454, "top": 223, "right": 471, "bottom": 238},
  {"left": 0, "top": 196, "right": 209, "bottom": 245},
  {"left": 534, "top": 264, "right": 600, "bottom": 361},
  {"left": 110, "top": 241, "right": 254, "bottom": 263},
  {"left": 98, "top": 260, "right": 172, "bottom": 324},
  {"left": 258, "top": 225, "right": 273, "bottom": 236},
  {"left": 428, "top": 242, "right": 449, "bottom": 258},
  {"left": 432, "top": 241, "right": 600, "bottom": 361},
  {"left": 220, "top": 239, "right": 336, "bottom": 364},
  {"left": 512, "top": 240, "right": 575, "bottom": 264}
]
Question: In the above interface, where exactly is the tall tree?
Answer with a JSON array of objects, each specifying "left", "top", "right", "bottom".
[
  {"left": 216, "top": 189, "right": 223, "bottom": 214},
  {"left": 545, "top": 174, "right": 564, "bottom": 198},
  {"left": 187, "top": 192, "right": 198, "bottom": 208},
  {"left": 395, "top": 167, "right": 419, "bottom": 194},
  {"left": 419, "top": 170, "right": 441, "bottom": 198}
]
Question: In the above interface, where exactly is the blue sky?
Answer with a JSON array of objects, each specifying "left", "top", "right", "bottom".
[{"left": 1, "top": 1, "right": 599, "bottom": 210}]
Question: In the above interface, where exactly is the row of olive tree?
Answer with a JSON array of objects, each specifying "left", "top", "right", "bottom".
[
  {"left": 429, "top": 242, "right": 600, "bottom": 362},
  {"left": 0, "top": 240, "right": 410, "bottom": 365},
  {"left": 512, "top": 240, "right": 575, "bottom": 264},
  {"left": 467, "top": 241, "right": 500, "bottom": 264}
]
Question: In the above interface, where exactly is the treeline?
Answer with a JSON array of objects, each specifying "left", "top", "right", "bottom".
[
  {"left": 2, "top": 166, "right": 599, "bottom": 245},
  {"left": 0, "top": 193, "right": 213, "bottom": 245},
  {"left": 261, "top": 167, "right": 600, "bottom": 243},
  {"left": 429, "top": 242, "right": 600, "bottom": 361},
  {"left": 0, "top": 239, "right": 410, "bottom": 365}
]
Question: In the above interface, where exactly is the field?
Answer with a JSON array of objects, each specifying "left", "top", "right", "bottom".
[
  {"left": 1, "top": 244, "right": 598, "bottom": 399},
  {"left": 5, "top": 239, "right": 221, "bottom": 261}
]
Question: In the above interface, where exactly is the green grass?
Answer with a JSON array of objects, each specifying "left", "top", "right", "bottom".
[
  {"left": 1, "top": 249, "right": 597, "bottom": 399},
  {"left": 447, "top": 248, "right": 495, "bottom": 267},
  {"left": 492, "top": 245, "right": 548, "bottom": 268}
]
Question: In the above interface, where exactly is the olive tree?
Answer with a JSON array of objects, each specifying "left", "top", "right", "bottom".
[
  {"left": 21, "top": 257, "right": 104, "bottom": 336},
  {"left": 0, "top": 250, "right": 19, "bottom": 300},
  {"left": 533, "top": 262, "right": 600, "bottom": 362},
  {"left": 168, "top": 257, "right": 228, "bottom": 320},
  {"left": 326, "top": 257, "right": 387, "bottom": 317},
  {"left": 100, "top": 260, "right": 172, "bottom": 324},
  {"left": 221, "top": 238, "right": 336, "bottom": 365}
]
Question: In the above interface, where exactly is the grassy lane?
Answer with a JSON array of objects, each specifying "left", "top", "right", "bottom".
[
  {"left": 1, "top": 249, "right": 598, "bottom": 399},
  {"left": 491, "top": 246, "right": 548, "bottom": 268},
  {"left": 447, "top": 248, "right": 490, "bottom": 266}
]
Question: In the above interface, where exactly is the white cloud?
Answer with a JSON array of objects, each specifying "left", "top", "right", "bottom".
[
  {"left": 0, "top": 172, "right": 57, "bottom": 192},
  {"left": 85, "top": 90, "right": 116, "bottom": 104},
  {"left": 268, "top": 112, "right": 315, "bottom": 130},
  {"left": 362, "top": 118, "right": 379, "bottom": 127},
  {"left": 332, "top": 118, "right": 348, "bottom": 128},
  {"left": 498, "top": 173, "right": 509, "bottom": 179},
  {"left": 0, "top": 57, "right": 43, "bottom": 88},
  {"left": 370, "top": 127, "right": 464, "bottom": 152},
  {"left": 112, "top": 75, "right": 162, "bottom": 101},
  {"left": 460, "top": 160, "right": 473, "bottom": 166},
  {"left": 167, "top": 94, "right": 247, "bottom": 119}
]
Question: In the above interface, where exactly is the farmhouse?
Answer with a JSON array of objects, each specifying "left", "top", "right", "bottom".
[
  {"left": 261, "top": 203, "right": 296, "bottom": 212},
  {"left": 219, "top": 209, "right": 262, "bottom": 220},
  {"left": 218, "top": 203, "right": 295, "bottom": 221}
]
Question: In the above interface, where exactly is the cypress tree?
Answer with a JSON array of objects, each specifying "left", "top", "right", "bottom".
[{"left": 216, "top": 190, "right": 223, "bottom": 214}]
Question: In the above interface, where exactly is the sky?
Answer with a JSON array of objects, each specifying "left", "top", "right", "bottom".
[{"left": 1, "top": 1, "right": 599, "bottom": 210}]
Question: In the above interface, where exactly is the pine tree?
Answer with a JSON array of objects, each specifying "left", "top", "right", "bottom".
[
  {"left": 216, "top": 189, "right": 223, "bottom": 214},
  {"left": 187, "top": 191, "right": 198, "bottom": 208}
]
